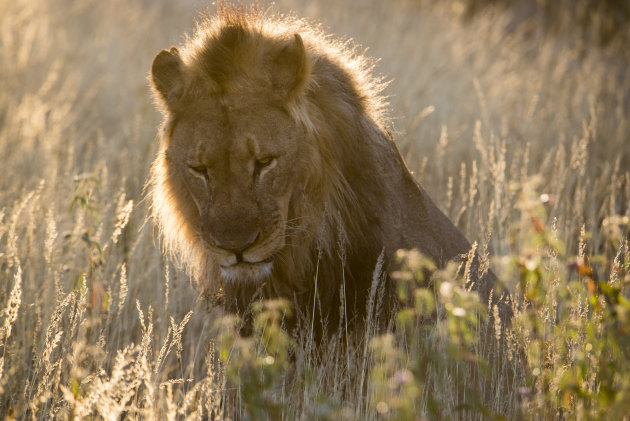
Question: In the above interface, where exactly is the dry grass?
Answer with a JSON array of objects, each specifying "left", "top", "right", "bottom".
[{"left": 0, "top": 0, "right": 628, "bottom": 419}]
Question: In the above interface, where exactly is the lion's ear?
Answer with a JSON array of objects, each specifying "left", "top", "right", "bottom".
[
  {"left": 151, "top": 47, "right": 185, "bottom": 109},
  {"left": 272, "top": 34, "right": 310, "bottom": 99}
]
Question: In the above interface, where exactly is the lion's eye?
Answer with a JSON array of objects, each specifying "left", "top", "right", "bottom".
[
  {"left": 257, "top": 156, "right": 273, "bottom": 166},
  {"left": 188, "top": 165, "right": 209, "bottom": 180},
  {"left": 254, "top": 156, "right": 275, "bottom": 178}
]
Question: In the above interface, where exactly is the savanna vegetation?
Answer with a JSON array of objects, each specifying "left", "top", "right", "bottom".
[{"left": 1, "top": 0, "right": 628, "bottom": 419}]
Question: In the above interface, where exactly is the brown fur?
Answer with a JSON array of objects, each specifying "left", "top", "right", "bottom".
[{"left": 147, "top": 6, "right": 511, "bottom": 336}]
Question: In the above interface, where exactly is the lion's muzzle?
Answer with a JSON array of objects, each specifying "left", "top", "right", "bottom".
[
  {"left": 199, "top": 206, "right": 283, "bottom": 282},
  {"left": 214, "top": 231, "right": 260, "bottom": 258}
]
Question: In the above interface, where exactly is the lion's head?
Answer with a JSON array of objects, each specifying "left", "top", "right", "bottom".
[{"left": 148, "top": 8, "right": 385, "bottom": 300}]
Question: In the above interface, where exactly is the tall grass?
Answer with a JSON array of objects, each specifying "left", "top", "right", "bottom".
[{"left": 0, "top": 0, "right": 628, "bottom": 419}]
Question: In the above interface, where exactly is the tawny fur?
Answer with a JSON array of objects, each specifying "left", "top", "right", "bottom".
[{"left": 147, "top": 5, "right": 511, "bottom": 335}]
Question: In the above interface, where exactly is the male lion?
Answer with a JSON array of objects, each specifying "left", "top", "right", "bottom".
[{"left": 148, "top": 7, "right": 511, "bottom": 336}]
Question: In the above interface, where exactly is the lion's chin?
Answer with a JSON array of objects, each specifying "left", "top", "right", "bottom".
[{"left": 220, "top": 261, "right": 274, "bottom": 284}]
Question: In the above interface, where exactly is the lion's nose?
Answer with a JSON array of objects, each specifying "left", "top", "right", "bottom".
[{"left": 215, "top": 231, "right": 260, "bottom": 256}]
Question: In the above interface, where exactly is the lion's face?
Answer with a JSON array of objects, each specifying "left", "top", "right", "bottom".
[
  {"left": 150, "top": 23, "right": 326, "bottom": 288},
  {"left": 166, "top": 97, "right": 305, "bottom": 283}
]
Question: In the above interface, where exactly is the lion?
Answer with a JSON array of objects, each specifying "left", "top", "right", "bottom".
[{"left": 147, "top": 6, "right": 511, "bottom": 336}]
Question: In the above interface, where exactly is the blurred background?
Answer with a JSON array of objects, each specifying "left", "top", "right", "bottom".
[{"left": 0, "top": 0, "right": 628, "bottom": 416}]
